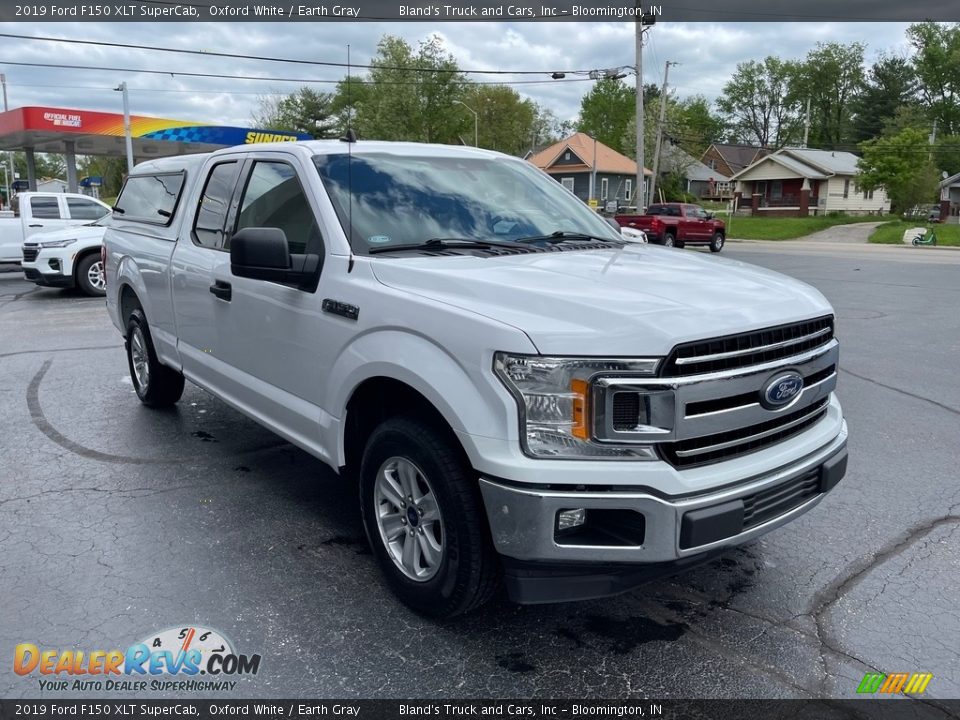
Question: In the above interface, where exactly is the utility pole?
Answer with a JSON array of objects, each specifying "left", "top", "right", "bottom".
[
  {"left": 929, "top": 118, "right": 938, "bottom": 161},
  {"left": 0, "top": 73, "right": 14, "bottom": 211},
  {"left": 454, "top": 100, "right": 478, "bottom": 147},
  {"left": 803, "top": 97, "right": 811, "bottom": 148},
  {"left": 648, "top": 60, "right": 677, "bottom": 207},
  {"left": 635, "top": 16, "right": 644, "bottom": 209},
  {"left": 115, "top": 82, "right": 134, "bottom": 173}
]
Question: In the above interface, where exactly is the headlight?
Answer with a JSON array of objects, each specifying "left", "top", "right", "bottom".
[
  {"left": 39, "top": 238, "right": 77, "bottom": 248},
  {"left": 493, "top": 353, "right": 662, "bottom": 459}
]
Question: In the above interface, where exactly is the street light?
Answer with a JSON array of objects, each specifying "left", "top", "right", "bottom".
[
  {"left": 114, "top": 82, "right": 134, "bottom": 173},
  {"left": 454, "top": 100, "right": 478, "bottom": 148}
]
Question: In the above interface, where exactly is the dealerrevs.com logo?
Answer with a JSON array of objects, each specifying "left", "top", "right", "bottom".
[{"left": 14, "top": 626, "right": 262, "bottom": 693}]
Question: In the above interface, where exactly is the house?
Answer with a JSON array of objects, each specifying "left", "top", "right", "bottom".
[
  {"left": 730, "top": 147, "right": 891, "bottom": 217},
  {"left": 526, "top": 132, "right": 651, "bottom": 208},
  {"left": 658, "top": 144, "right": 733, "bottom": 201},
  {"left": 701, "top": 143, "right": 769, "bottom": 179},
  {"left": 938, "top": 172, "right": 960, "bottom": 223},
  {"left": 36, "top": 177, "right": 68, "bottom": 194}
]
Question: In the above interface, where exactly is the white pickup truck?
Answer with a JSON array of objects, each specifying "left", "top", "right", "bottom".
[
  {"left": 0, "top": 192, "right": 110, "bottom": 263},
  {"left": 104, "top": 142, "right": 847, "bottom": 617}
]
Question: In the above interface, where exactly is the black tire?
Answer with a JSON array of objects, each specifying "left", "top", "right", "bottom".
[
  {"left": 662, "top": 232, "right": 676, "bottom": 247},
  {"left": 709, "top": 232, "right": 725, "bottom": 253},
  {"left": 75, "top": 253, "right": 106, "bottom": 297},
  {"left": 126, "top": 308, "right": 185, "bottom": 407},
  {"left": 360, "top": 414, "right": 501, "bottom": 618}
]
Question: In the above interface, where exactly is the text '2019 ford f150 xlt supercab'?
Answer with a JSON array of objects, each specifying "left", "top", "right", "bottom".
[{"left": 103, "top": 141, "right": 847, "bottom": 617}]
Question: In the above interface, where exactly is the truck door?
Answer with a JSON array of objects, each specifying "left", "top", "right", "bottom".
[{"left": 24, "top": 195, "right": 72, "bottom": 237}]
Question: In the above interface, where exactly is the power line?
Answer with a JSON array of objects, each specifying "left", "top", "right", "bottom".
[
  {"left": 0, "top": 60, "right": 596, "bottom": 87},
  {"left": 0, "top": 32, "right": 594, "bottom": 77}
]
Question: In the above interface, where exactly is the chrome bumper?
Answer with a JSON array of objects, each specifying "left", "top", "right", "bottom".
[{"left": 479, "top": 422, "right": 847, "bottom": 564}]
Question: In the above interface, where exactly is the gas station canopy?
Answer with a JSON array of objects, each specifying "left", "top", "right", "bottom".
[{"left": 0, "top": 105, "right": 313, "bottom": 191}]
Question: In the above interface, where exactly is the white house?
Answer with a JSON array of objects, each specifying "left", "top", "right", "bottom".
[{"left": 730, "top": 148, "right": 890, "bottom": 216}]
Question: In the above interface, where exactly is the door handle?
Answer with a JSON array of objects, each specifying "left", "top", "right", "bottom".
[
  {"left": 28, "top": 224, "right": 43, "bottom": 228},
  {"left": 209, "top": 280, "right": 232, "bottom": 301}
]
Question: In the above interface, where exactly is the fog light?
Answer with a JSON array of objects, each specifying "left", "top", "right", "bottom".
[{"left": 557, "top": 508, "right": 586, "bottom": 532}]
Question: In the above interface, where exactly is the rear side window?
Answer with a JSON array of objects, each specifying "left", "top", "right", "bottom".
[
  {"left": 193, "top": 161, "right": 241, "bottom": 250},
  {"left": 234, "top": 161, "right": 321, "bottom": 255},
  {"left": 67, "top": 197, "right": 108, "bottom": 220},
  {"left": 30, "top": 197, "right": 61, "bottom": 219},
  {"left": 114, "top": 172, "right": 185, "bottom": 225}
]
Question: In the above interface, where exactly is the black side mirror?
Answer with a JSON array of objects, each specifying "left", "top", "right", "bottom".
[
  {"left": 230, "top": 227, "right": 320, "bottom": 291},
  {"left": 704, "top": 212, "right": 713, "bottom": 220}
]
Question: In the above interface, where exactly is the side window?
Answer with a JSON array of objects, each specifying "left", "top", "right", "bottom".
[
  {"left": 114, "top": 173, "right": 185, "bottom": 225},
  {"left": 235, "top": 161, "right": 321, "bottom": 255},
  {"left": 30, "top": 197, "right": 62, "bottom": 219},
  {"left": 193, "top": 162, "right": 241, "bottom": 250},
  {"left": 67, "top": 197, "right": 108, "bottom": 220}
]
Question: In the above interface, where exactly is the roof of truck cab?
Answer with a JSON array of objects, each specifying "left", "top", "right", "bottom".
[
  {"left": 130, "top": 153, "right": 210, "bottom": 175},
  {"left": 206, "top": 140, "right": 511, "bottom": 160}
]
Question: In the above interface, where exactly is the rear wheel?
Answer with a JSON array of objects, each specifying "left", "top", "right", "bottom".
[
  {"left": 76, "top": 254, "right": 106, "bottom": 297},
  {"left": 360, "top": 414, "right": 501, "bottom": 617},
  {"left": 709, "top": 232, "right": 725, "bottom": 253},
  {"left": 126, "top": 308, "right": 184, "bottom": 407},
  {"left": 662, "top": 233, "right": 676, "bottom": 247}
]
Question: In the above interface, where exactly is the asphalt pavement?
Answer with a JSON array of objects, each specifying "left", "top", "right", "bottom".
[{"left": 1, "top": 242, "right": 958, "bottom": 703}]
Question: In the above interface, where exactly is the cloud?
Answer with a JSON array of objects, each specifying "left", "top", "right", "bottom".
[{"left": 0, "top": 20, "right": 914, "bottom": 131}]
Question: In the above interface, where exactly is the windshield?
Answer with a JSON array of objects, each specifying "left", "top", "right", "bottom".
[{"left": 313, "top": 152, "right": 621, "bottom": 253}]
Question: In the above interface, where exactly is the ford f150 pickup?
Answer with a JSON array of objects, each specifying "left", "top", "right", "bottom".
[
  {"left": 104, "top": 142, "right": 847, "bottom": 617},
  {"left": 616, "top": 202, "right": 727, "bottom": 251},
  {"left": 0, "top": 192, "right": 110, "bottom": 262}
]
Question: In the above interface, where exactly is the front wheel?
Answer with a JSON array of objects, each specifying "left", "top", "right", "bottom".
[
  {"left": 360, "top": 414, "right": 501, "bottom": 617},
  {"left": 709, "top": 232, "right": 725, "bottom": 253},
  {"left": 76, "top": 254, "right": 106, "bottom": 297},
  {"left": 126, "top": 308, "right": 185, "bottom": 407}
]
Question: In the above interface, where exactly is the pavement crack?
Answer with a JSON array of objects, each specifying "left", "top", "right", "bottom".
[{"left": 840, "top": 367, "right": 960, "bottom": 417}]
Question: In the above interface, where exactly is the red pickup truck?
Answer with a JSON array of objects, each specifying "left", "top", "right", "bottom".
[{"left": 616, "top": 203, "right": 726, "bottom": 252}]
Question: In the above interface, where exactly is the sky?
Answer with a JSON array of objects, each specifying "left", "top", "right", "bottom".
[{"left": 0, "top": 21, "right": 916, "bottom": 129}]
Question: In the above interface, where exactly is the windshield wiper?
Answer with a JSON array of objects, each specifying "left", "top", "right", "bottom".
[
  {"left": 368, "top": 237, "right": 525, "bottom": 255},
  {"left": 515, "top": 231, "right": 618, "bottom": 244}
]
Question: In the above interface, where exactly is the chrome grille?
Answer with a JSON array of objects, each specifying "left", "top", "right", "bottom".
[
  {"left": 660, "top": 398, "right": 830, "bottom": 469},
  {"left": 22, "top": 245, "right": 40, "bottom": 262},
  {"left": 663, "top": 316, "right": 834, "bottom": 377}
]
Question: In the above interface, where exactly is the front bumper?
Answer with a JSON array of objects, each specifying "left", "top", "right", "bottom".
[
  {"left": 23, "top": 266, "right": 74, "bottom": 288},
  {"left": 480, "top": 423, "right": 847, "bottom": 602}
]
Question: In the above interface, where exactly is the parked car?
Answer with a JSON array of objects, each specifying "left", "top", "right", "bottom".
[
  {"left": 104, "top": 143, "right": 846, "bottom": 617},
  {"left": 21, "top": 216, "right": 110, "bottom": 296},
  {"left": 0, "top": 192, "right": 110, "bottom": 263},
  {"left": 903, "top": 205, "right": 941, "bottom": 223},
  {"left": 615, "top": 202, "right": 726, "bottom": 251}
]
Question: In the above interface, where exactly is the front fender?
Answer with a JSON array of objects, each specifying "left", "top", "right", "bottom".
[{"left": 325, "top": 328, "right": 535, "bottom": 469}]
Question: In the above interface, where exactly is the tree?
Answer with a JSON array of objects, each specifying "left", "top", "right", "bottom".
[
  {"left": 850, "top": 54, "right": 919, "bottom": 143},
  {"left": 576, "top": 78, "right": 635, "bottom": 156},
  {"left": 907, "top": 22, "right": 960, "bottom": 136},
  {"left": 77, "top": 156, "right": 127, "bottom": 198},
  {"left": 793, "top": 42, "right": 866, "bottom": 150},
  {"left": 717, "top": 57, "right": 803, "bottom": 148},
  {"left": 346, "top": 34, "right": 467, "bottom": 143},
  {"left": 457, "top": 85, "right": 540, "bottom": 156},
  {"left": 252, "top": 87, "right": 339, "bottom": 138},
  {"left": 670, "top": 95, "right": 727, "bottom": 155},
  {"left": 857, "top": 127, "right": 940, "bottom": 212}
]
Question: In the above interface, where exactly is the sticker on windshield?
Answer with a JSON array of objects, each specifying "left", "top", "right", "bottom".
[{"left": 368, "top": 235, "right": 392, "bottom": 244}]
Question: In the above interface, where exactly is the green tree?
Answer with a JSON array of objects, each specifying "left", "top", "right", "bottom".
[
  {"left": 907, "top": 22, "right": 960, "bottom": 135},
  {"left": 717, "top": 57, "right": 803, "bottom": 148},
  {"left": 670, "top": 95, "right": 727, "bottom": 155},
  {"left": 77, "top": 156, "right": 127, "bottom": 198},
  {"left": 857, "top": 127, "right": 940, "bottom": 212},
  {"left": 576, "top": 77, "right": 636, "bottom": 156},
  {"left": 457, "top": 85, "right": 540, "bottom": 156},
  {"left": 793, "top": 42, "right": 866, "bottom": 150},
  {"left": 850, "top": 54, "right": 919, "bottom": 143},
  {"left": 252, "top": 87, "right": 339, "bottom": 137},
  {"left": 349, "top": 34, "right": 467, "bottom": 143}
]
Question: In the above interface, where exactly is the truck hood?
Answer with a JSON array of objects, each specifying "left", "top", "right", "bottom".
[
  {"left": 23, "top": 225, "right": 106, "bottom": 245},
  {"left": 370, "top": 245, "right": 833, "bottom": 356}
]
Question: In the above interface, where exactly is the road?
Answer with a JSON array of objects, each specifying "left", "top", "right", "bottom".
[{"left": 0, "top": 242, "right": 958, "bottom": 704}]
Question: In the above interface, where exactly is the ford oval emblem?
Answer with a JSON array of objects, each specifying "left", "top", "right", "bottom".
[{"left": 760, "top": 372, "right": 804, "bottom": 409}]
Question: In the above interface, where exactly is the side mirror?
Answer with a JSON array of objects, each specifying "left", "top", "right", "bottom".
[
  {"left": 230, "top": 227, "right": 320, "bottom": 290},
  {"left": 704, "top": 212, "right": 713, "bottom": 220}
]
